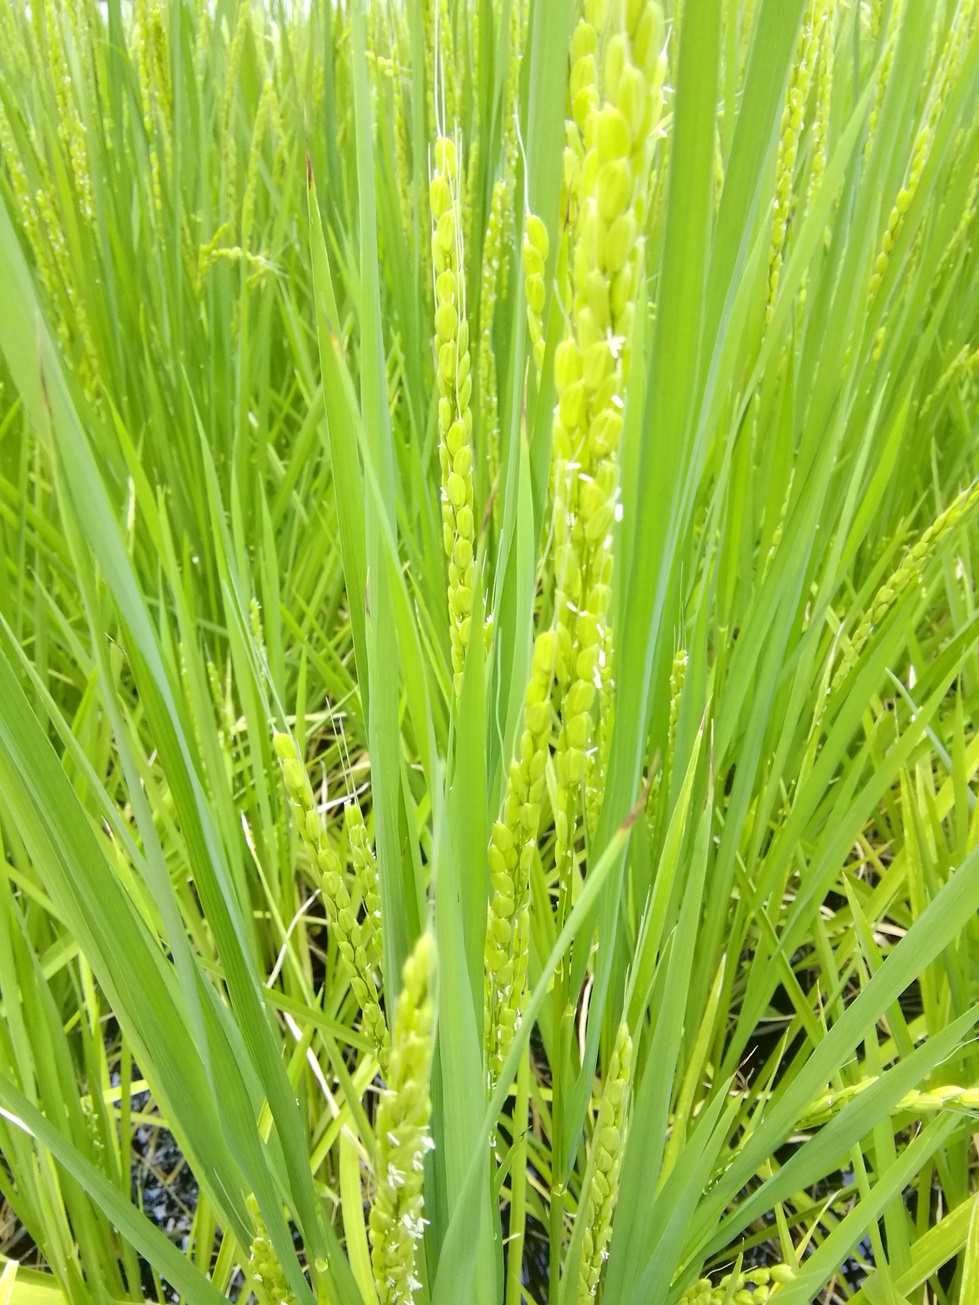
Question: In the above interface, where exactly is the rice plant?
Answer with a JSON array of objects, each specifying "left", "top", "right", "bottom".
[{"left": 0, "top": 1, "right": 978, "bottom": 1303}]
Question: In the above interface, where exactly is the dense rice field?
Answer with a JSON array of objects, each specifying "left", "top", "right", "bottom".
[{"left": 1, "top": 1, "right": 978, "bottom": 1302}]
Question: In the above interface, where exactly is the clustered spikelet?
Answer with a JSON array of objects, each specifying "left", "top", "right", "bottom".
[
  {"left": 939, "top": 137, "right": 979, "bottom": 277},
  {"left": 866, "top": 131, "right": 924, "bottom": 308},
  {"left": 551, "top": 0, "right": 664, "bottom": 897},
  {"left": 762, "top": 470, "right": 795, "bottom": 582},
  {"left": 801, "top": 1078, "right": 979, "bottom": 1126},
  {"left": 391, "top": 41, "right": 414, "bottom": 251},
  {"left": 0, "top": 101, "right": 54, "bottom": 313},
  {"left": 497, "top": 0, "right": 526, "bottom": 302},
  {"left": 920, "top": 344, "right": 979, "bottom": 419},
  {"left": 431, "top": 136, "right": 477, "bottom": 697},
  {"left": 345, "top": 800, "right": 384, "bottom": 978},
  {"left": 586, "top": 619, "right": 615, "bottom": 837},
  {"left": 867, "top": 0, "right": 972, "bottom": 322},
  {"left": 805, "top": 0, "right": 835, "bottom": 216},
  {"left": 800, "top": 0, "right": 836, "bottom": 305},
  {"left": 134, "top": 0, "right": 173, "bottom": 220},
  {"left": 647, "top": 647, "right": 687, "bottom": 820},
  {"left": 245, "top": 1195, "right": 298, "bottom": 1305},
  {"left": 436, "top": 0, "right": 458, "bottom": 127},
  {"left": 369, "top": 934, "right": 436, "bottom": 1305},
  {"left": 832, "top": 478, "right": 979, "bottom": 691},
  {"left": 273, "top": 733, "right": 389, "bottom": 1067},
  {"left": 865, "top": 0, "right": 905, "bottom": 159},
  {"left": 478, "top": 177, "right": 507, "bottom": 501},
  {"left": 221, "top": 0, "right": 252, "bottom": 221},
  {"left": 420, "top": 0, "right": 433, "bottom": 123},
  {"left": 766, "top": 0, "right": 826, "bottom": 323},
  {"left": 43, "top": 0, "right": 94, "bottom": 224},
  {"left": 523, "top": 213, "right": 549, "bottom": 376},
  {"left": 484, "top": 631, "right": 556, "bottom": 1088},
  {"left": 476, "top": 3, "right": 528, "bottom": 497},
  {"left": 576, "top": 1022, "right": 632, "bottom": 1302},
  {"left": 680, "top": 1265, "right": 796, "bottom": 1305},
  {"left": 242, "top": 79, "right": 277, "bottom": 251},
  {"left": 0, "top": 12, "right": 98, "bottom": 378}
]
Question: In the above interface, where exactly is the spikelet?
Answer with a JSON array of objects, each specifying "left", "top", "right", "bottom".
[
  {"left": 585, "top": 620, "right": 614, "bottom": 837},
  {"left": 423, "top": 0, "right": 436, "bottom": 141},
  {"left": 345, "top": 801, "right": 384, "bottom": 978},
  {"left": 221, "top": 0, "right": 252, "bottom": 222},
  {"left": 939, "top": 163, "right": 978, "bottom": 280},
  {"left": 242, "top": 79, "right": 277, "bottom": 251},
  {"left": 36, "top": 177, "right": 98, "bottom": 371},
  {"left": 496, "top": 0, "right": 526, "bottom": 302},
  {"left": 523, "top": 213, "right": 549, "bottom": 376},
  {"left": 134, "top": 0, "right": 173, "bottom": 221},
  {"left": 369, "top": 934, "right": 436, "bottom": 1305},
  {"left": 761, "top": 469, "right": 795, "bottom": 582},
  {"left": 867, "top": 0, "right": 971, "bottom": 320},
  {"left": 646, "top": 647, "right": 687, "bottom": 821},
  {"left": 800, "top": 0, "right": 836, "bottom": 307},
  {"left": 431, "top": 136, "right": 476, "bottom": 697},
  {"left": 864, "top": 0, "right": 905, "bottom": 161},
  {"left": 0, "top": 12, "right": 97, "bottom": 378},
  {"left": 391, "top": 37, "right": 414, "bottom": 251},
  {"left": 765, "top": 0, "right": 826, "bottom": 324},
  {"left": 920, "top": 344, "right": 979, "bottom": 419},
  {"left": 43, "top": 0, "right": 94, "bottom": 224},
  {"left": 477, "top": 2, "right": 528, "bottom": 495},
  {"left": 246, "top": 1196, "right": 298, "bottom": 1305},
  {"left": 866, "top": 129, "right": 925, "bottom": 310},
  {"left": 0, "top": 103, "right": 54, "bottom": 309},
  {"left": 577, "top": 1022, "right": 632, "bottom": 1302},
  {"left": 478, "top": 178, "right": 507, "bottom": 500},
  {"left": 193, "top": 0, "right": 212, "bottom": 76},
  {"left": 680, "top": 1265, "right": 796, "bottom": 1305},
  {"left": 552, "top": 0, "right": 664, "bottom": 898},
  {"left": 437, "top": 0, "right": 458, "bottom": 126},
  {"left": 484, "top": 630, "right": 555, "bottom": 1089},
  {"left": 801, "top": 1078, "right": 979, "bottom": 1126},
  {"left": 831, "top": 478, "right": 979, "bottom": 691},
  {"left": 273, "top": 733, "right": 389, "bottom": 1068}
]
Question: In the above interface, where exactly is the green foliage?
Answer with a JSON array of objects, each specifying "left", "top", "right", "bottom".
[{"left": 0, "top": 1, "right": 978, "bottom": 1304}]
